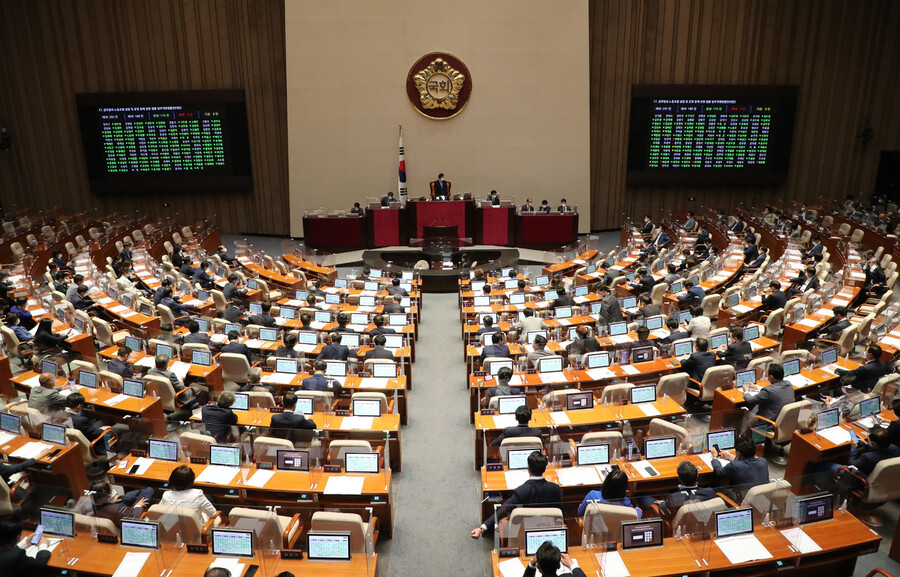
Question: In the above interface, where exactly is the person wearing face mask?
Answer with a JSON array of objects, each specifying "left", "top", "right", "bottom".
[
  {"left": 430, "top": 173, "right": 451, "bottom": 200},
  {"left": 863, "top": 255, "right": 887, "bottom": 298}
]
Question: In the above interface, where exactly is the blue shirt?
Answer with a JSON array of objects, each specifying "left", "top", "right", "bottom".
[
  {"left": 12, "top": 325, "right": 33, "bottom": 342},
  {"left": 577, "top": 492, "right": 641, "bottom": 517}
]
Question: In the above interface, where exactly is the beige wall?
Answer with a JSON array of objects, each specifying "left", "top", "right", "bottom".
[{"left": 285, "top": 0, "right": 590, "bottom": 236}]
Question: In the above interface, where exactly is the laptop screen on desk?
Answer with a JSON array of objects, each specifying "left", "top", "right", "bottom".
[
  {"left": 41, "top": 360, "right": 59, "bottom": 377},
  {"left": 281, "top": 307, "right": 297, "bottom": 320},
  {"left": 619, "top": 296, "right": 638, "bottom": 310},
  {"left": 727, "top": 293, "right": 741, "bottom": 308},
  {"left": 341, "top": 333, "right": 360, "bottom": 349},
  {"left": 630, "top": 385, "right": 656, "bottom": 404},
  {"left": 488, "top": 358, "right": 514, "bottom": 376},
  {"left": 644, "top": 436, "right": 676, "bottom": 460},
  {"left": 307, "top": 532, "right": 351, "bottom": 561},
  {"left": 716, "top": 508, "right": 754, "bottom": 538},
  {"left": 389, "top": 314, "right": 407, "bottom": 326},
  {"left": 471, "top": 281, "right": 486, "bottom": 293},
  {"left": 345, "top": 452, "right": 379, "bottom": 474},
  {"left": 858, "top": 396, "right": 880, "bottom": 420},
  {"left": 497, "top": 396, "right": 527, "bottom": 415},
  {"left": 821, "top": 347, "right": 838, "bottom": 366},
  {"left": 372, "top": 363, "right": 398, "bottom": 378},
  {"left": 277, "top": 450, "right": 309, "bottom": 471},
  {"left": 709, "top": 333, "right": 728, "bottom": 349},
  {"left": 645, "top": 316, "right": 664, "bottom": 330},
  {"left": 509, "top": 293, "right": 526, "bottom": 305},
  {"left": 538, "top": 357, "right": 563, "bottom": 373},
  {"left": 42, "top": 423, "right": 66, "bottom": 446},
  {"left": 211, "top": 529, "right": 254, "bottom": 558},
  {"left": 352, "top": 398, "right": 381, "bottom": 417},
  {"left": 609, "top": 322, "right": 628, "bottom": 337},
  {"left": 555, "top": 306, "right": 572, "bottom": 319},
  {"left": 736, "top": 369, "right": 756, "bottom": 388},
  {"left": 325, "top": 293, "right": 340, "bottom": 305},
  {"left": 123, "top": 379, "right": 144, "bottom": 398},
  {"left": 259, "top": 328, "right": 278, "bottom": 342},
  {"left": 0, "top": 412, "right": 20, "bottom": 435},
  {"left": 124, "top": 336, "right": 142, "bottom": 353},
  {"left": 249, "top": 303, "right": 263, "bottom": 315},
  {"left": 585, "top": 352, "right": 611, "bottom": 369},
  {"left": 334, "top": 278, "right": 348, "bottom": 289},
  {"left": 350, "top": 313, "right": 369, "bottom": 325},
  {"left": 525, "top": 330, "right": 548, "bottom": 344},
  {"left": 524, "top": 528, "right": 567, "bottom": 556},
  {"left": 364, "top": 281, "right": 379, "bottom": 291},
  {"left": 225, "top": 323, "right": 242, "bottom": 335},
  {"left": 209, "top": 444, "right": 241, "bottom": 467},
  {"left": 794, "top": 494, "right": 834, "bottom": 525},
  {"left": 78, "top": 370, "right": 98, "bottom": 389},
  {"left": 707, "top": 428, "right": 736, "bottom": 451},
  {"left": 505, "top": 279, "right": 519, "bottom": 290},
  {"left": 294, "top": 396, "right": 314, "bottom": 415},
  {"left": 743, "top": 325, "right": 760, "bottom": 341},
  {"left": 577, "top": 443, "right": 609, "bottom": 466},
  {"left": 195, "top": 318, "right": 209, "bottom": 332},
  {"left": 782, "top": 359, "right": 801, "bottom": 377},
  {"left": 231, "top": 393, "right": 250, "bottom": 411},
  {"left": 191, "top": 350, "right": 211, "bottom": 366},
  {"left": 673, "top": 340, "right": 693, "bottom": 358},
  {"left": 676, "top": 310, "right": 692, "bottom": 325},
  {"left": 120, "top": 520, "right": 159, "bottom": 550},
  {"left": 384, "top": 334, "right": 404, "bottom": 349},
  {"left": 622, "top": 519, "right": 664, "bottom": 550},
  {"left": 325, "top": 361, "right": 347, "bottom": 377},
  {"left": 566, "top": 392, "right": 593, "bottom": 411},
  {"left": 507, "top": 449, "right": 533, "bottom": 470},
  {"left": 155, "top": 343, "right": 174, "bottom": 359},
  {"left": 148, "top": 438, "right": 178, "bottom": 461},
  {"left": 294, "top": 331, "right": 316, "bottom": 346},
  {"left": 275, "top": 358, "right": 297, "bottom": 374},
  {"left": 40, "top": 508, "right": 75, "bottom": 538},
  {"left": 816, "top": 408, "right": 840, "bottom": 431},
  {"left": 631, "top": 347, "right": 654, "bottom": 364},
  {"left": 670, "top": 281, "right": 683, "bottom": 294}
]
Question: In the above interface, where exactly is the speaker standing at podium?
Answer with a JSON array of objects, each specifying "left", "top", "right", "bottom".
[
  {"left": 430, "top": 173, "right": 451, "bottom": 200},
  {"left": 380, "top": 191, "right": 396, "bottom": 206},
  {"left": 487, "top": 190, "right": 500, "bottom": 206}
]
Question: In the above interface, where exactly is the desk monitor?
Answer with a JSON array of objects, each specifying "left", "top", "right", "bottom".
[
  {"left": 191, "top": 350, "right": 212, "bottom": 366},
  {"left": 275, "top": 358, "right": 297, "bottom": 374},
  {"left": 622, "top": 518, "right": 664, "bottom": 550},
  {"left": 566, "top": 391, "right": 594, "bottom": 411},
  {"left": 585, "top": 352, "right": 611, "bottom": 369},
  {"left": 296, "top": 290, "right": 311, "bottom": 302},
  {"left": 673, "top": 340, "right": 694, "bottom": 358},
  {"left": 537, "top": 356, "right": 563, "bottom": 374},
  {"left": 197, "top": 290, "right": 209, "bottom": 302},
  {"left": 743, "top": 324, "right": 760, "bottom": 341},
  {"left": 536, "top": 275, "right": 550, "bottom": 287},
  {"left": 857, "top": 396, "right": 881, "bottom": 420},
  {"left": 352, "top": 398, "right": 382, "bottom": 417},
  {"left": 591, "top": 302, "right": 604, "bottom": 315},
  {"left": 388, "top": 314, "right": 407, "bottom": 326},
  {"left": 489, "top": 359, "right": 514, "bottom": 376},
  {"left": 40, "top": 508, "right": 75, "bottom": 538},
  {"left": 507, "top": 448, "right": 533, "bottom": 470},
  {"left": 148, "top": 438, "right": 179, "bottom": 461},
  {"left": 292, "top": 332, "right": 317, "bottom": 348},
  {"left": 364, "top": 281, "right": 379, "bottom": 291},
  {"left": 509, "top": 293, "right": 526, "bottom": 305},
  {"left": 816, "top": 408, "right": 840, "bottom": 431},
  {"left": 294, "top": 396, "right": 314, "bottom": 415},
  {"left": 325, "top": 293, "right": 340, "bottom": 305},
  {"left": 631, "top": 346, "right": 654, "bottom": 364},
  {"left": 676, "top": 310, "right": 692, "bottom": 325},
  {"left": 727, "top": 293, "right": 741, "bottom": 308},
  {"left": 231, "top": 393, "right": 250, "bottom": 411},
  {"left": 345, "top": 452, "right": 379, "bottom": 474},
  {"left": 42, "top": 423, "right": 66, "bottom": 446},
  {"left": 619, "top": 296, "right": 638, "bottom": 310},
  {"left": 307, "top": 532, "right": 351, "bottom": 561},
  {"left": 545, "top": 290, "right": 560, "bottom": 302},
  {"left": 471, "top": 281, "right": 486, "bottom": 293},
  {"left": 350, "top": 313, "right": 369, "bottom": 326},
  {"left": 643, "top": 436, "right": 676, "bottom": 460},
  {"left": 108, "top": 287, "right": 119, "bottom": 299},
  {"left": 793, "top": 493, "right": 834, "bottom": 525},
  {"left": 78, "top": 370, "right": 98, "bottom": 389},
  {"left": 334, "top": 278, "right": 348, "bottom": 289},
  {"left": 259, "top": 328, "right": 278, "bottom": 342},
  {"left": 577, "top": 443, "right": 609, "bottom": 466},
  {"left": 525, "top": 330, "right": 548, "bottom": 344},
  {"left": 281, "top": 307, "right": 297, "bottom": 320},
  {"left": 120, "top": 519, "right": 159, "bottom": 550},
  {"left": 821, "top": 347, "right": 838, "bottom": 366},
  {"left": 155, "top": 343, "right": 175, "bottom": 359},
  {"left": 524, "top": 528, "right": 567, "bottom": 557},
  {"left": 504, "top": 279, "right": 519, "bottom": 290},
  {"left": 73, "top": 316, "right": 87, "bottom": 334},
  {"left": 630, "top": 385, "right": 656, "bottom": 405},
  {"left": 383, "top": 334, "right": 404, "bottom": 349},
  {"left": 497, "top": 396, "right": 527, "bottom": 415},
  {"left": 626, "top": 272, "right": 637, "bottom": 282},
  {"left": 177, "top": 283, "right": 189, "bottom": 296},
  {"left": 41, "top": 360, "right": 59, "bottom": 377},
  {"left": 573, "top": 285, "right": 589, "bottom": 297},
  {"left": 555, "top": 306, "right": 573, "bottom": 319},
  {"left": 586, "top": 264, "right": 597, "bottom": 274},
  {"left": 707, "top": 428, "right": 736, "bottom": 451},
  {"left": 325, "top": 361, "right": 347, "bottom": 377},
  {"left": 689, "top": 275, "right": 700, "bottom": 287},
  {"left": 209, "top": 444, "right": 241, "bottom": 467},
  {"left": 340, "top": 333, "right": 360, "bottom": 349},
  {"left": 123, "top": 379, "right": 144, "bottom": 398},
  {"left": 782, "top": 358, "right": 801, "bottom": 377},
  {"left": 276, "top": 449, "right": 310, "bottom": 471},
  {"left": 645, "top": 316, "right": 664, "bottom": 331},
  {"left": 360, "top": 295, "right": 376, "bottom": 307},
  {"left": 709, "top": 332, "right": 728, "bottom": 349},
  {"left": 0, "top": 412, "right": 20, "bottom": 435},
  {"left": 195, "top": 318, "right": 209, "bottom": 332},
  {"left": 211, "top": 529, "right": 254, "bottom": 558},
  {"left": 247, "top": 279, "right": 259, "bottom": 290},
  {"left": 609, "top": 322, "right": 628, "bottom": 337},
  {"left": 121, "top": 294, "right": 133, "bottom": 309},
  {"left": 670, "top": 281, "right": 683, "bottom": 294},
  {"left": 225, "top": 323, "right": 243, "bottom": 335},
  {"left": 249, "top": 303, "right": 263, "bottom": 315},
  {"left": 372, "top": 362, "right": 398, "bottom": 378},
  {"left": 402, "top": 271, "right": 414, "bottom": 280},
  {"left": 736, "top": 369, "right": 757, "bottom": 388},
  {"left": 369, "top": 268, "right": 383, "bottom": 278},
  {"left": 715, "top": 508, "right": 754, "bottom": 539}
]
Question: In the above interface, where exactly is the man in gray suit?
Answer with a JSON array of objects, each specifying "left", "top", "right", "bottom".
[
  {"left": 595, "top": 285, "right": 622, "bottom": 327},
  {"left": 28, "top": 373, "right": 69, "bottom": 413}
]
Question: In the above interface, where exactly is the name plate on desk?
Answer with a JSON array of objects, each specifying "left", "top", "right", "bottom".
[
  {"left": 281, "top": 550, "right": 302, "bottom": 560},
  {"left": 257, "top": 462, "right": 273, "bottom": 470},
  {"left": 130, "top": 449, "right": 147, "bottom": 458},
  {"left": 190, "top": 456, "right": 207, "bottom": 465},
  {"left": 97, "top": 533, "right": 119, "bottom": 544},
  {"left": 323, "top": 465, "right": 341, "bottom": 473},
  {"left": 486, "top": 463, "right": 504, "bottom": 472},
  {"left": 480, "top": 409, "right": 496, "bottom": 416},
  {"left": 268, "top": 407, "right": 284, "bottom": 413},
  {"left": 187, "top": 543, "right": 209, "bottom": 554},
  {"left": 498, "top": 547, "right": 520, "bottom": 558}
]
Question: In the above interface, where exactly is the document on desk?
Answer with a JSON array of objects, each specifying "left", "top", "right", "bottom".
[
  {"left": 831, "top": 298, "right": 850, "bottom": 307},
  {"left": 128, "top": 457, "right": 155, "bottom": 476},
  {"left": 133, "top": 357, "right": 156, "bottom": 369},
  {"left": 731, "top": 304, "right": 753, "bottom": 313},
  {"left": 818, "top": 426, "right": 852, "bottom": 446},
  {"left": 261, "top": 372, "right": 296, "bottom": 385},
  {"left": 651, "top": 329, "right": 671, "bottom": 339},
  {"left": 556, "top": 465, "right": 602, "bottom": 487},
  {"left": 818, "top": 308, "right": 835, "bottom": 318},
  {"left": 294, "top": 344, "right": 317, "bottom": 353},
  {"left": 170, "top": 361, "right": 191, "bottom": 380},
  {"left": 196, "top": 465, "right": 239, "bottom": 485},
  {"left": 283, "top": 299, "right": 302, "bottom": 307},
  {"left": 780, "top": 527, "right": 822, "bottom": 554},
  {"left": 549, "top": 411, "right": 571, "bottom": 426},
  {"left": 637, "top": 403, "right": 661, "bottom": 417},
  {"left": 508, "top": 375, "right": 524, "bottom": 386},
  {"left": 631, "top": 460, "right": 660, "bottom": 478},
  {"left": 22, "top": 374, "right": 43, "bottom": 388},
  {"left": 245, "top": 469, "right": 275, "bottom": 488},
  {"left": 714, "top": 534, "right": 773, "bottom": 564},
  {"left": 698, "top": 453, "right": 716, "bottom": 470},
  {"left": 796, "top": 318, "right": 820, "bottom": 328},
  {"left": 208, "top": 558, "right": 245, "bottom": 577},
  {"left": 104, "top": 394, "right": 131, "bottom": 406},
  {"left": 491, "top": 414, "right": 518, "bottom": 429},
  {"left": 340, "top": 417, "right": 375, "bottom": 430},
  {"left": 210, "top": 334, "right": 229, "bottom": 345},
  {"left": 109, "top": 305, "right": 128, "bottom": 314},
  {"left": 498, "top": 557, "right": 527, "bottom": 577},
  {"left": 610, "top": 335, "right": 634, "bottom": 344},
  {"left": 359, "top": 377, "right": 390, "bottom": 389},
  {"left": 504, "top": 470, "right": 530, "bottom": 489},
  {"left": 242, "top": 339, "right": 265, "bottom": 349},
  {"left": 25, "top": 538, "right": 61, "bottom": 558},
  {"left": 0, "top": 431, "right": 15, "bottom": 446},
  {"left": 585, "top": 367, "right": 616, "bottom": 381},
  {"left": 785, "top": 374, "right": 814, "bottom": 388},
  {"left": 309, "top": 321, "right": 326, "bottom": 329},
  {"left": 473, "top": 306, "right": 492, "bottom": 313},
  {"left": 356, "top": 306, "right": 377, "bottom": 313},
  {"left": 881, "top": 336, "right": 900, "bottom": 348},
  {"left": 620, "top": 365, "right": 641, "bottom": 375},
  {"left": 112, "top": 551, "right": 151, "bottom": 577},
  {"left": 539, "top": 371, "right": 567, "bottom": 384},
  {"left": 557, "top": 319, "right": 572, "bottom": 326},
  {"left": 595, "top": 550, "right": 630, "bottom": 577},
  {"left": 323, "top": 475, "right": 365, "bottom": 495}
]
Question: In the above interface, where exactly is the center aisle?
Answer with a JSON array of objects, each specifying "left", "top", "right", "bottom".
[{"left": 386, "top": 292, "right": 482, "bottom": 576}]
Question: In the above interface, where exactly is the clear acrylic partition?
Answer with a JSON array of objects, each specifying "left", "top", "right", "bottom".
[
  {"left": 147, "top": 503, "right": 188, "bottom": 570},
  {"left": 494, "top": 504, "right": 567, "bottom": 553}
]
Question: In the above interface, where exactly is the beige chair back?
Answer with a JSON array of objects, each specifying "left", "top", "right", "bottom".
[
  {"left": 650, "top": 283, "right": 667, "bottom": 307},
  {"left": 771, "top": 400, "right": 813, "bottom": 444},
  {"left": 99, "top": 370, "right": 124, "bottom": 392},
  {"left": 65, "top": 428, "right": 96, "bottom": 463},
  {"left": 144, "top": 374, "right": 178, "bottom": 412},
  {"left": 701, "top": 294, "right": 722, "bottom": 318},
  {"left": 779, "top": 350, "right": 808, "bottom": 364},
  {"left": 253, "top": 436, "right": 294, "bottom": 465},
  {"left": 180, "top": 432, "right": 217, "bottom": 460},
  {"left": 246, "top": 391, "right": 276, "bottom": 408},
  {"left": 581, "top": 431, "right": 624, "bottom": 454},
  {"left": 147, "top": 504, "right": 205, "bottom": 543},
  {"left": 600, "top": 383, "right": 633, "bottom": 404},
  {"left": 310, "top": 511, "right": 373, "bottom": 555},
  {"left": 581, "top": 502, "right": 638, "bottom": 543},
  {"left": 0, "top": 478, "right": 15, "bottom": 515},
  {"left": 647, "top": 418, "right": 687, "bottom": 446},
  {"left": 499, "top": 436, "right": 542, "bottom": 465},
  {"left": 657, "top": 373, "right": 688, "bottom": 405},
  {"left": 219, "top": 353, "right": 251, "bottom": 385},
  {"left": 74, "top": 513, "right": 119, "bottom": 536},
  {"left": 688, "top": 365, "right": 734, "bottom": 402},
  {"left": 506, "top": 507, "right": 564, "bottom": 548},
  {"left": 763, "top": 308, "right": 785, "bottom": 336},
  {"left": 671, "top": 497, "right": 727, "bottom": 534},
  {"left": 351, "top": 391, "right": 389, "bottom": 413},
  {"left": 862, "top": 456, "right": 900, "bottom": 503},
  {"left": 833, "top": 324, "right": 859, "bottom": 357},
  {"left": 327, "top": 440, "right": 373, "bottom": 465},
  {"left": 211, "top": 290, "right": 228, "bottom": 313},
  {"left": 741, "top": 480, "right": 792, "bottom": 523}
]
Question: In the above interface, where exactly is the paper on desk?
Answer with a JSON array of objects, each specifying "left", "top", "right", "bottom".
[
  {"left": 473, "top": 306, "right": 492, "bottom": 313},
  {"left": 208, "top": 558, "right": 245, "bottom": 577},
  {"left": 261, "top": 372, "right": 296, "bottom": 385},
  {"left": 818, "top": 426, "right": 852, "bottom": 446},
  {"left": 637, "top": 403, "right": 661, "bottom": 417},
  {"left": 25, "top": 538, "right": 61, "bottom": 558},
  {"left": 112, "top": 551, "right": 151, "bottom": 577},
  {"left": 556, "top": 465, "right": 602, "bottom": 487},
  {"left": 340, "top": 417, "right": 375, "bottom": 430},
  {"left": 818, "top": 308, "right": 835, "bottom": 318},
  {"left": 498, "top": 557, "right": 527, "bottom": 577},
  {"left": 245, "top": 469, "right": 275, "bottom": 488},
  {"left": 274, "top": 317, "right": 288, "bottom": 326},
  {"left": 491, "top": 414, "right": 518, "bottom": 429},
  {"left": 631, "top": 460, "right": 660, "bottom": 479},
  {"left": 832, "top": 298, "right": 850, "bottom": 306},
  {"left": 129, "top": 457, "right": 154, "bottom": 476},
  {"left": 104, "top": 394, "right": 130, "bottom": 406},
  {"left": 714, "top": 534, "right": 773, "bottom": 564},
  {"left": 539, "top": 371, "right": 567, "bottom": 384},
  {"left": 651, "top": 329, "right": 671, "bottom": 339},
  {"left": 732, "top": 304, "right": 753, "bottom": 313},
  {"left": 196, "top": 465, "right": 239, "bottom": 485},
  {"left": 574, "top": 296, "right": 590, "bottom": 304},
  {"left": 242, "top": 339, "right": 265, "bottom": 349},
  {"left": 508, "top": 375, "right": 524, "bottom": 386},
  {"left": 749, "top": 341, "right": 763, "bottom": 351},
  {"left": 323, "top": 475, "right": 365, "bottom": 495},
  {"left": 294, "top": 344, "right": 317, "bottom": 354},
  {"left": 359, "top": 377, "right": 389, "bottom": 389},
  {"left": 109, "top": 305, "right": 128, "bottom": 313},
  {"left": 620, "top": 365, "right": 641, "bottom": 375},
  {"left": 780, "top": 527, "right": 822, "bottom": 554},
  {"left": 819, "top": 364, "right": 840, "bottom": 376},
  {"left": 309, "top": 321, "right": 326, "bottom": 330},
  {"left": 504, "top": 469, "right": 530, "bottom": 489},
  {"left": 557, "top": 319, "right": 572, "bottom": 326},
  {"left": 0, "top": 432, "right": 15, "bottom": 445},
  {"left": 785, "top": 374, "right": 813, "bottom": 388},
  {"left": 170, "top": 361, "right": 191, "bottom": 380},
  {"left": 698, "top": 453, "right": 716, "bottom": 469},
  {"left": 22, "top": 374, "right": 42, "bottom": 388},
  {"left": 795, "top": 318, "right": 820, "bottom": 328},
  {"left": 585, "top": 367, "right": 616, "bottom": 381},
  {"left": 595, "top": 550, "right": 630, "bottom": 577},
  {"left": 133, "top": 356, "right": 156, "bottom": 368},
  {"left": 209, "top": 334, "right": 229, "bottom": 345},
  {"left": 550, "top": 411, "right": 571, "bottom": 425},
  {"left": 610, "top": 335, "right": 633, "bottom": 344}
]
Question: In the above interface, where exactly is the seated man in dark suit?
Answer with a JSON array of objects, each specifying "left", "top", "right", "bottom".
[
  {"left": 317, "top": 332, "right": 356, "bottom": 361},
  {"left": 629, "top": 268, "right": 655, "bottom": 296},
  {"left": 787, "top": 266, "right": 820, "bottom": 297},
  {"left": 193, "top": 261, "right": 215, "bottom": 290},
  {"left": 742, "top": 246, "right": 768, "bottom": 274},
  {"left": 659, "top": 318, "right": 690, "bottom": 347},
  {"left": 491, "top": 405, "right": 541, "bottom": 447},
  {"left": 525, "top": 541, "right": 586, "bottom": 577},
  {"left": 270, "top": 392, "right": 317, "bottom": 431},
  {"left": 276, "top": 332, "right": 299, "bottom": 358},
  {"left": 382, "top": 294, "right": 405, "bottom": 314},
  {"left": 430, "top": 173, "right": 450, "bottom": 199},
  {"left": 66, "top": 392, "right": 118, "bottom": 454},
  {"left": 480, "top": 331, "right": 511, "bottom": 365},
  {"left": 803, "top": 235, "right": 824, "bottom": 260},
  {"left": 826, "top": 427, "right": 900, "bottom": 499},
  {"left": 182, "top": 320, "right": 210, "bottom": 345},
  {"left": 248, "top": 302, "right": 277, "bottom": 328},
  {"left": 201, "top": 392, "right": 238, "bottom": 443},
  {"left": 836, "top": 344, "right": 889, "bottom": 393},
  {"left": 107, "top": 345, "right": 135, "bottom": 378},
  {"left": 483, "top": 366, "right": 522, "bottom": 404},
  {"left": 710, "top": 435, "right": 769, "bottom": 498},
  {"left": 0, "top": 516, "right": 53, "bottom": 572},
  {"left": 716, "top": 326, "right": 752, "bottom": 370},
  {"left": 631, "top": 294, "right": 661, "bottom": 321},
  {"left": 369, "top": 314, "right": 396, "bottom": 337},
  {"left": 639, "top": 460, "right": 716, "bottom": 513},
  {"left": 364, "top": 334, "right": 395, "bottom": 361},
  {"left": 557, "top": 199, "right": 573, "bottom": 213},
  {"left": 470, "top": 451, "right": 561, "bottom": 538},
  {"left": 332, "top": 312, "right": 355, "bottom": 333},
  {"left": 760, "top": 281, "right": 787, "bottom": 312},
  {"left": 742, "top": 239, "right": 760, "bottom": 265},
  {"left": 153, "top": 278, "right": 173, "bottom": 306},
  {"left": 742, "top": 363, "right": 793, "bottom": 435},
  {"left": 221, "top": 330, "right": 251, "bottom": 360},
  {"left": 863, "top": 256, "right": 887, "bottom": 298},
  {"left": 680, "top": 338, "right": 716, "bottom": 382},
  {"left": 552, "top": 288, "right": 576, "bottom": 309},
  {"left": 819, "top": 306, "right": 851, "bottom": 342},
  {"left": 640, "top": 215, "right": 654, "bottom": 235},
  {"left": 520, "top": 198, "right": 535, "bottom": 212},
  {"left": 91, "top": 480, "right": 154, "bottom": 528},
  {"left": 387, "top": 278, "right": 409, "bottom": 297},
  {"left": 476, "top": 315, "right": 501, "bottom": 337},
  {"left": 380, "top": 191, "right": 395, "bottom": 206},
  {"left": 222, "top": 273, "right": 248, "bottom": 301},
  {"left": 301, "top": 360, "right": 342, "bottom": 394},
  {"left": 676, "top": 280, "right": 705, "bottom": 308}
]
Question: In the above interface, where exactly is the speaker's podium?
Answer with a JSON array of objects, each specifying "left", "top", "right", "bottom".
[
  {"left": 475, "top": 200, "right": 515, "bottom": 245},
  {"left": 406, "top": 197, "right": 475, "bottom": 244},
  {"left": 367, "top": 202, "right": 408, "bottom": 247}
]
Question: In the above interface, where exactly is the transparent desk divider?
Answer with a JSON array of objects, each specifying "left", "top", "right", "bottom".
[
  {"left": 581, "top": 505, "right": 610, "bottom": 550},
  {"left": 148, "top": 504, "right": 185, "bottom": 569}
]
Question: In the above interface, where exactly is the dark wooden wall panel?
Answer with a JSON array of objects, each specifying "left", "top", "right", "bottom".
[
  {"left": 589, "top": 0, "right": 900, "bottom": 230},
  {"left": 0, "top": 0, "right": 289, "bottom": 236}
]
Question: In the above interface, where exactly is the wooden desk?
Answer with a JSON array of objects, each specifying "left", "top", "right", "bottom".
[
  {"left": 236, "top": 257, "right": 306, "bottom": 293},
  {"left": 97, "top": 347, "right": 225, "bottom": 396},
  {"left": 0, "top": 431, "right": 89, "bottom": 494},
  {"left": 282, "top": 253, "right": 338, "bottom": 283},
  {"left": 542, "top": 250, "right": 599, "bottom": 277},
  {"left": 489, "top": 510, "right": 880, "bottom": 577}
]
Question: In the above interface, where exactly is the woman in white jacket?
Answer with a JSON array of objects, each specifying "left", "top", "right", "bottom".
[{"left": 159, "top": 464, "right": 218, "bottom": 523}]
